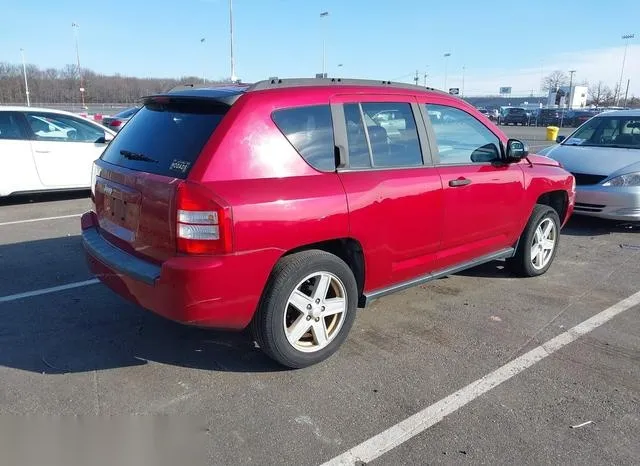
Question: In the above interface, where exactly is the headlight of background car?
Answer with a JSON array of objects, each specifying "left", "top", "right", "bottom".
[{"left": 602, "top": 173, "right": 640, "bottom": 187}]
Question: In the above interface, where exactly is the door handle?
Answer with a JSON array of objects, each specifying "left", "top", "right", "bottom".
[
  {"left": 449, "top": 178, "right": 472, "bottom": 187},
  {"left": 35, "top": 149, "right": 51, "bottom": 154}
]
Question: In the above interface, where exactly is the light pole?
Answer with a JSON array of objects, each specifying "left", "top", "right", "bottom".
[
  {"left": 20, "top": 48, "right": 30, "bottom": 107},
  {"left": 320, "top": 11, "right": 329, "bottom": 77},
  {"left": 617, "top": 34, "right": 634, "bottom": 105},
  {"left": 229, "top": 0, "right": 237, "bottom": 82},
  {"left": 462, "top": 65, "right": 466, "bottom": 97},
  {"left": 201, "top": 38, "right": 206, "bottom": 83},
  {"left": 71, "top": 22, "right": 86, "bottom": 109},
  {"left": 567, "top": 69, "right": 576, "bottom": 108},
  {"left": 443, "top": 53, "right": 451, "bottom": 90}
]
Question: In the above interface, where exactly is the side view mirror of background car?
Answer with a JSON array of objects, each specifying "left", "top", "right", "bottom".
[
  {"left": 506, "top": 138, "right": 528, "bottom": 162},
  {"left": 556, "top": 135, "right": 566, "bottom": 143},
  {"left": 95, "top": 131, "right": 115, "bottom": 144}
]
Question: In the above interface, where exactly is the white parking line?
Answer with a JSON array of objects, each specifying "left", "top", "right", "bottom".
[
  {"left": 0, "top": 279, "right": 100, "bottom": 304},
  {"left": 0, "top": 214, "right": 83, "bottom": 227},
  {"left": 323, "top": 290, "right": 640, "bottom": 466}
]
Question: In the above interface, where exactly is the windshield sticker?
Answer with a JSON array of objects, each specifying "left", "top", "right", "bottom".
[
  {"left": 169, "top": 159, "right": 191, "bottom": 173},
  {"left": 564, "top": 138, "right": 584, "bottom": 145}
]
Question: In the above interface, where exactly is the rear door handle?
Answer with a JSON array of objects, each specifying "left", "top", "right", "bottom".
[{"left": 449, "top": 178, "right": 472, "bottom": 187}]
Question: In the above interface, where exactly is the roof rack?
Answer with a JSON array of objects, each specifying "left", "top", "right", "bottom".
[{"left": 246, "top": 77, "right": 445, "bottom": 94}]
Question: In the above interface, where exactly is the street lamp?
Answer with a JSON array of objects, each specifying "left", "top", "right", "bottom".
[
  {"left": 462, "top": 65, "right": 466, "bottom": 97},
  {"left": 229, "top": 0, "right": 237, "bottom": 82},
  {"left": 200, "top": 38, "right": 206, "bottom": 84},
  {"left": 617, "top": 34, "right": 634, "bottom": 106},
  {"left": 20, "top": 48, "right": 30, "bottom": 107},
  {"left": 71, "top": 22, "right": 86, "bottom": 109},
  {"left": 320, "top": 11, "right": 329, "bottom": 78},
  {"left": 443, "top": 53, "right": 451, "bottom": 90}
]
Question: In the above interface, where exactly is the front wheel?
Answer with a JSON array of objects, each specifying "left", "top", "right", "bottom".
[
  {"left": 508, "top": 205, "right": 561, "bottom": 277},
  {"left": 251, "top": 250, "right": 358, "bottom": 368}
]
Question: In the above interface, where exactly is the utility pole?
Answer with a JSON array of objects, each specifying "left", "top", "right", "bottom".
[
  {"left": 320, "top": 11, "right": 329, "bottom": 78},
  {"left": 443, "top": 53, "right": 451, "bottom": 90},
  {"left": 423, "top": 72, "right": 428, "bottom": 87},
  {"left": 201, "top": 38, "right": 206, "bottom": 84},
  {"left": 567, "top": 70, "right": 576, "bottom": 109},
  {"left": 623, "top": 78, "right": 631, "bottom": 107},
  {"left": 414, "top": 70, "right": 419, "bottom": 86},
  {"left": 20, "top": 48, "right": 30, "bottom": 107},
  {"left": 462, "top": 65, "right": 466, "bottom": 97},
  {"left": 72, "top": 23, "right": 86, "bottom": 109},
  {"left": 617, "top": 34, "right": 634, "bottom": 105},
  {"left": 229, "top": 0, "right": 236, "bottom": 82}
]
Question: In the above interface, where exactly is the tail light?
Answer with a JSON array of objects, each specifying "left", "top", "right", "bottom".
[
  {"left": 176, "top": 182, "right": 233, "bottom": 255},
  {"left": 109, "top": 120, "right": 123, "bottom": 127}
]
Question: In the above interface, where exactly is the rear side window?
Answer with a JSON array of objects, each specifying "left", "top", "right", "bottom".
[
  {"left": 272, "top": 105, "right": 335, "bottom": 172},
  {"left": 342, "top": 102, "right": 423, "bottom": 169},
  {"left": 0, "top": 112, "right": 26, "bottom": 140},
  {"left": 100, "top": 100, "right": 226, "bottom": 179}
]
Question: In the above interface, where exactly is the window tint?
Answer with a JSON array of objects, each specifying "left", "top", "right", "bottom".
[
  {"left": 425, "top": 104, "right": 501, "bottom": 164},
  {"left": 0, "top": 112, "right": 25, "bottom": 140},
  {"left": 343, "top": 102, "right": 423, "bottom": 169},
  {"left": 343, "top": 104, "right": 371, "bottom": 168},
  {"left": 272, "top": 105, "right": 335, "bottom": 171},
  {"left": 27, "top": 113, "right": 105, "bottom": 143},
  {"left": 101, "top": 101, "right": 226, "bottom": 179}
]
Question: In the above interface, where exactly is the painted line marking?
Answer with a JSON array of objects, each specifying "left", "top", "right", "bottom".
[
  {"left": 0, "top": 279, "right": 100, "bottom": 304},
  {"left": 0, "top": 214, "right": 82, "bottom": 227},
  {"left": 323, "top": 290, "right": 640, "bottom": 466}
]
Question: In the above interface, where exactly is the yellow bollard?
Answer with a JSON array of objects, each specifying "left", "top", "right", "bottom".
[{"left": 546, "top": 126, "right": 559, "bottom": 142}]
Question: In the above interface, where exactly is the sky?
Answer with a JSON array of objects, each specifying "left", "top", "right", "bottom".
[{"left": 1, "top": 0, "right": 639, "bottom": 97}]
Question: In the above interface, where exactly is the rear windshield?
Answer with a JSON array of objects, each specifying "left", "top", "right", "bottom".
[
  {"left": 100, "top": 100, "right": 226, "bottom": 178},
  {"left": 508, "top": 108, "right": 526, "bottom": 114},
  {"left": 113, "top": 107, "right": 139, "bottom": 118}
]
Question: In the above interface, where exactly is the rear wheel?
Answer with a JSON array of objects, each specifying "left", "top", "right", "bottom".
[
  {"left": 508, "top": 205, "right": 560, "bottom": 277},
  {"left": 252, "top": 250, "right": 358, "bottom": 368}
]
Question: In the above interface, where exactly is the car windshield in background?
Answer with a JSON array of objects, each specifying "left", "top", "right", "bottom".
[
  {"left": 563, "top": 116, "right": 640, "bottom": 148},
  {"left": 507, "top": 108, "right": 525, "bottom": 114},
  {"left": 100, "top": 100, "right": 226, "bottom": 178}
]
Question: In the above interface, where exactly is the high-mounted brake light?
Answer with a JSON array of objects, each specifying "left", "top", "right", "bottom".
[
  {"left": 176, "top": 182, "right": 233, "bottom": 255},
  {"left": 109, "top": 120, "right": 123, "bottom": 127}
]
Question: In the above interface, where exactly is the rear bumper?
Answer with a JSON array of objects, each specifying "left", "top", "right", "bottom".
[
  {"left": 81, "top": 212, "right": 278, "bottom": 329},
  {"left": 574, "top": 186, "right": 640, "bottom": 221}
]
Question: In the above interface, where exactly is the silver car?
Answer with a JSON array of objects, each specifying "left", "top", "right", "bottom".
[{"left": 539, "top": 110, "right": 640, "bottom": 221}]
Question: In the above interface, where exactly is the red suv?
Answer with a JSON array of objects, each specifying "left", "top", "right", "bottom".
[{"left": 81, "top": 78, "right": 575, "bottom": 368}]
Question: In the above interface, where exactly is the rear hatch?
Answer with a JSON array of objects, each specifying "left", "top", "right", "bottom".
[{"left": 93, "top": 91, "right": 239, "bottom": 263}]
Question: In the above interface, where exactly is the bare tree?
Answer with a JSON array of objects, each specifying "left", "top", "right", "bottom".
[
  {"left": 542, "top": 70, "right": 569, "bottom": 91},
  {"left": 588, "top": 81, "right": 611, "bottom": 108}
]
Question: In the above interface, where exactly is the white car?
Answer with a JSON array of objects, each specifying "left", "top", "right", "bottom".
[{"left": 0, "top": 107, "right": 115, "bottom": 197}]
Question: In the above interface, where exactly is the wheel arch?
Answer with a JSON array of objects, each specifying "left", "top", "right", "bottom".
[{"left": 536, "top": 190, "right": 569, "bottom": 223}]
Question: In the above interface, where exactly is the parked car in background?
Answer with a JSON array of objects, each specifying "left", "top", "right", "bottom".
[
  {"left": 498, "top": 107, "right": 528, "bottom": 125},
  {"left": 81, "top": 78, "right": 574, "bottom": 368},
  {"left": 0, "top": 107, "right": 115, "bottom": 197},
  {"left": 540, "top": 110, "right": 640, "bottom": 221},
  {"left": 526, "top": 108, "right": 540, "bottom": 126},
  {"left": 101, "top": 106, "right": 139, "bottom": 132},
  {"left": 537, "top": 108, "right": 563, "bottom": 127},
  {"left": 565, "top": 110, "right": 595, "bottom": 128}
]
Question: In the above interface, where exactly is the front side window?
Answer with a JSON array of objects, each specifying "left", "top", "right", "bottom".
[
  {"left": 425, "top": 104, "right": 501, "bottom": 164},
  {"left": 26, "top": 113, "right": 104, "bottom": 143},
  {"left": 564, "top": 116, "right": 640, "bottom": 148},
  {"left": 272, "top": 105, "right": 335, "bottom": 171},
  {"left": 0, "top": 112, "right": 26, "bottom": 140},
  {"left": 342, "top": 102, "right": 423, "bottom": 169}
]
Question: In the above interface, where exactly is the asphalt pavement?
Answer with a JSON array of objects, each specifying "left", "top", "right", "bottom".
[{"left": 1, "top": 152, "right": 638, "bottom": 465}]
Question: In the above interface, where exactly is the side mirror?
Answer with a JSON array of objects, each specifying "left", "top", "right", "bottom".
[
  {"left": 95, "top": 131, "right": 114, "bottom": 144},
  {"left": 556, "top": 135, "right": 566, "bottom": 143},
  {"left": 506, "top": 138, "right": 528, "bottom": 162}
]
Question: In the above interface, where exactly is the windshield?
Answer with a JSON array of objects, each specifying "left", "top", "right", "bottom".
[{"left": 563, "top": 116, "right": 640, "bottom": 148}]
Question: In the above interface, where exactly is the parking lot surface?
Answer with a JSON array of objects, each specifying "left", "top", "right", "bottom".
[{"left": 1, "top": 128, "right": 638, "bottom": 465}]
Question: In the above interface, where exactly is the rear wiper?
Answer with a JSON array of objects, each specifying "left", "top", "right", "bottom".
[{"left": 120, "top": 149, "right": 158, "bottom": 163}]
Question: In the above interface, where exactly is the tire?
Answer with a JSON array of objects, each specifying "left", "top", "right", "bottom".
[
  {"left": 251, "top": 250, "right": 358, "bottom": 368},
  {"left": 507, "top": 204, "right": 561, "bottom": 277}
]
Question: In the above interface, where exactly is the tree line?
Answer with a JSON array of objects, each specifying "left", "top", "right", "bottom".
[
  {"left": 0, "top": 62, "right": 228, "bottom": 105},
  {"left": 542, "top": 70, "right": 639, "bottom": 108}
]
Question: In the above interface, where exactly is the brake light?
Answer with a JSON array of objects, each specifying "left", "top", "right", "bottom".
[
  {"left": 110, "top": 120, "right": 122, "bottom": 127},
  {"left": 176, "top": 182, "right": 233, "bottom": 255}
]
